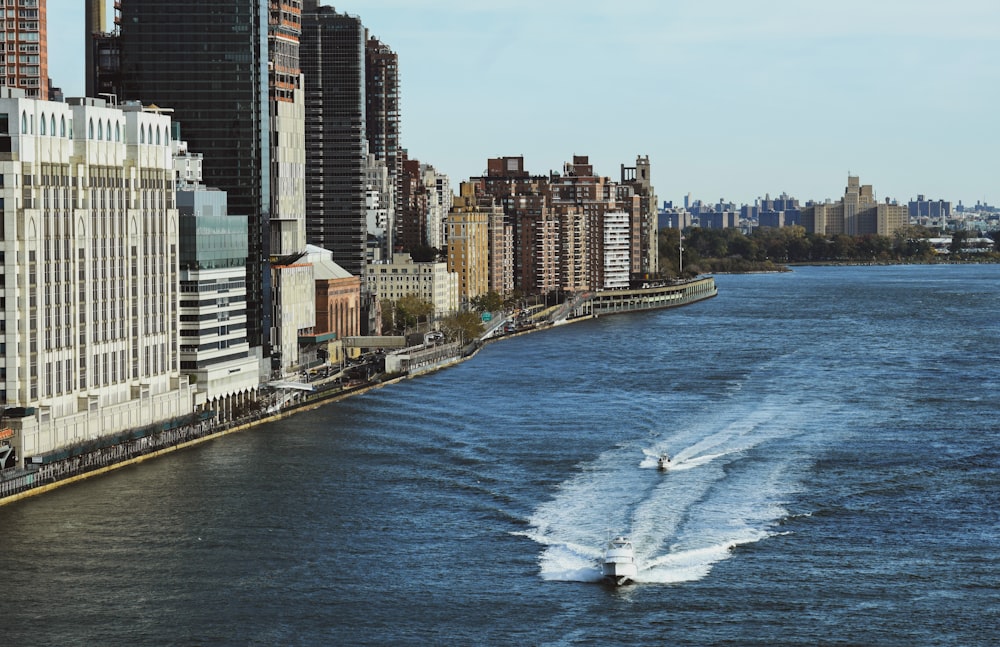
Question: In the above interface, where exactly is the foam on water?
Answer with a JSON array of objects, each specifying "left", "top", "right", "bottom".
[{"left": 525, "top": 364, "right": 826, "bottom": 585}]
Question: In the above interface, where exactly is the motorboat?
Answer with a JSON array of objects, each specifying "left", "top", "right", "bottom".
[
  {"left": 658, "top": 453, "right": 671, "bottom": 471},
  {"left": 602, "top": 535, "right": 638, "bottom": 586}
]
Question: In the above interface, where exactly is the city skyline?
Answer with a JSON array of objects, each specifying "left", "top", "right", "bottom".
[{"left": 53, "top": 0, "right": 999, "bottom": 206}]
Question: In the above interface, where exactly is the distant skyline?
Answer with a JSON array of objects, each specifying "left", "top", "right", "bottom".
[{"left": 52, "top": 0, "right": 999, "bottom": 206}]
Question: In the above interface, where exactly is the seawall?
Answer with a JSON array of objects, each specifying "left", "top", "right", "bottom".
[{"left": 0, "top": 277, "right": 715, "bottom": 506}]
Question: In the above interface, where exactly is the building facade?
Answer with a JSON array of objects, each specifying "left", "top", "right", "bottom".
[
  {"left": 801, "top": 175, "right": 909, "bottom": 237},
  {"left": 1, "top": 0, "right": 46, "bottom": 99},
  {"left": 304, "top": 244, "right": 360, "bottom": 366},
  {"left": 365, "top": 35, "right": 400, "bottom": 252},
  {"left": 447, "top": 185, "right": 490, "bottom": 304},
  {"left": 301, "top": 2, "right": 368, "bottom": 277},
  {"left": 603, "top": 211, "right": 631, "bottom": 289},
  {"left": 176, "top": 181, "right": 260, "bottom": 421},
  {"left": 366, "top": 253, "right": 458, "bottom": 318},
  {"left": 119, "top": 0, "right": 312, "bottom": 374},
  {"left": 0, "top": 92, "right": 194, "bottom": 468}
]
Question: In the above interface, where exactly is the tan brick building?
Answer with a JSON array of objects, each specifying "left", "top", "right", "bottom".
[{"left": 802, "top": 175, "right": 909, "bottom": 237}]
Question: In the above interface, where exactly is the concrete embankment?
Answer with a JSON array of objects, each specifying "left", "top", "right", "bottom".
[{"left": 0, "top": 277, "right": 715, "bottom": 506}]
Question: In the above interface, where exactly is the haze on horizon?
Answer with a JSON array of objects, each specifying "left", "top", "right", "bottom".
[{"left": 52, "top": 0, "right": 999, "bottom": 207}]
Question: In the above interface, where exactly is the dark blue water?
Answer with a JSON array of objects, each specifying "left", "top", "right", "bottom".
[{"left": 2, "top": 265, "right": 999, "bottom": 646}]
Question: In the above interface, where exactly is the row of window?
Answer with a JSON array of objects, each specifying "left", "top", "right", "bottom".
[{"left": 0, "top": 110, "right": 171, "bottom": 146}]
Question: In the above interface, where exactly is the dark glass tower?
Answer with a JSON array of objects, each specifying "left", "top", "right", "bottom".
[
  {"left": 366, "top": 35, "right": 401, "bottom": 256},
  {"left": 365, "top": 36, "right": 400, "bottom": 186},
  {"left": 301, "top": 1, "right": 367, "bottom": 277},
  {"left": 119, "top": 0, "right": 273, "bottom": 351}
]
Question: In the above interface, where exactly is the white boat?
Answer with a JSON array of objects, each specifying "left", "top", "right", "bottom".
[
  {"left": 658, "top": 453, "right": 671, "bottom": 471},
  {"left": 602, "top": 535, "right": 638, "bottom": 586}
]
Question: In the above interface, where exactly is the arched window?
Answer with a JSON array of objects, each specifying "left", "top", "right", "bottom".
[
  {"left": 106, "top": 120, "right": 112, "bottom": 141},
  {"left": 39, "top": 113, "right": 46, "bottom": 135},
  {"left": 21, "top": 112, "right": 27, "bottom": 134},
  {"left": 115, "top": 122, "right": 120, "bottom": 142},
  {"left": 140, "top": 126, "right": 145, "bottom": 144},
  {"left": 89, "top": 118, "right": 94, "bottom": 139},
  {"left": 60, "top": 115, "right": 66, "bottom": 137},
  {"left": 98, "top": 120, "right": 103, "bottom": 140},
  {"left": 50, "top": 115, "right": 56, "bottom": 136},
  {"left": 147, "top": 125, "right": 153, "bottom": 144},
  {"left": 155, "top": 127, "right": 161, "bottom": 145}
]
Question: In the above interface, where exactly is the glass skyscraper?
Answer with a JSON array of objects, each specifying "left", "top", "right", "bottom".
[
  {"left": 301, "top": 1, "right": 368, "bottom": 278},
  {"left": 119, "top": 0, "right": 274, "bottom": 352}
]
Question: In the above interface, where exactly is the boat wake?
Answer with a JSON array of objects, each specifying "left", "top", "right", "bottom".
[{"left": 523, "top": 388, "right": 831, "bottom": 586}]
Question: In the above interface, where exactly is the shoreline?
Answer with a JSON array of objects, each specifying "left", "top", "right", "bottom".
[{"left": 0, "top": 278, "right": 716, "bottom": 507}]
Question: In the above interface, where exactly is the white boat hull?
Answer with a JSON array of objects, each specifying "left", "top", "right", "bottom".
[{"left": 602, "top": 535, "right": 638, "bottom": 586}]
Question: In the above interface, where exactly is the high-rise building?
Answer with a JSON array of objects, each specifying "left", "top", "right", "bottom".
[
  {"left": 0, "top": 91, "right": 194, "bottom": 468},
  {"left": 423, "top": 163, "right": 451, "bottom": 250},
  {"left": 366, "top": 35, "right": 400, "bottom": 256},
  {"left": 447, "top": 184, "right": 491, "bottom": 303},
  {"left": 620, "top": 156, "right": 659, "bottom": 278},
  {"left": 85, "top": 0, "right": 119, "bottom": 100},
  {"left": 396, "top": 152, "right": 429, "bottom": 253},
  {"left": 801, "top": 175, "right": 909, "bottom": 237},
  {"left": 1, "top": 0, "right": 46, "bottom": 99},
  {"left": 301, "top": 2, "right": 368, "bottom": 277},
  {"left": 174, "top": 140, "right": 261, "bottom": 421},
  {"left": 603, "top": 211, "right": 631, "bottom": 289},
  {"left": 119, "top": 0, "right": 309, "bottom": 366}
]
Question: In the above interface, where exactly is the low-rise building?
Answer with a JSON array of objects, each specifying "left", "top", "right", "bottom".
[
  {"left": 305, "top": 244, "right": 360, "bottom": 365},
  {"left": 366, "top": 253, "right": 458, "bottom": 318}
]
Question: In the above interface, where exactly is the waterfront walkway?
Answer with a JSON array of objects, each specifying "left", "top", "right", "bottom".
[{"left": 0, "top": 278, "right": 716, "bottom": 506}]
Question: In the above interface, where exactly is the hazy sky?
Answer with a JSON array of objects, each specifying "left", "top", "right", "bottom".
[{"left": 52, "top": 0, "right": 998, "bottom": 206}]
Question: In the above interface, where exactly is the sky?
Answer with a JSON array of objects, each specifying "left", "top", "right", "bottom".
[{"left": 51, "top": 0, "right": 1000, "bottom": 207}]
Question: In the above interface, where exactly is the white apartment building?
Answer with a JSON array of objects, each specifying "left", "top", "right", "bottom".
[
  {"left": 0, "top": 91, "right": 194, "bottom": 468},
  {"left": 364, "top": 146, "right": 393, "bottom": 255},
  {"left": 422, "top": 164, "right": 451, "bottom": 251},
  {"left": 603, "top": 210, "right": 631, "bottom": 289},
  {"left": 366, "top": 253, "right": 458, "bottom": 318}
]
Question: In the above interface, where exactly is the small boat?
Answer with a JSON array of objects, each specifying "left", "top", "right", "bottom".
[
  {"left": 602, "top": 535, "right": 638, "bottom": 586},
  {"left": 658, "top": 453, "right": 671, "bottom": 471}
]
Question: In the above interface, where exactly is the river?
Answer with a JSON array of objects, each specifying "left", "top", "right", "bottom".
[{"left": 2, "top": 264, "right": 998, "bottom": 646}]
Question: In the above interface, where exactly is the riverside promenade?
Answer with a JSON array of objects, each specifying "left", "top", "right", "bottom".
[{"left": 0, "top": 277, "right": 716, "bottom": 506}]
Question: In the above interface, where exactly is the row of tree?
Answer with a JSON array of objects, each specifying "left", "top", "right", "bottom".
[{"left": 658, "top": 225, "right": 1000, "bottom": 275}]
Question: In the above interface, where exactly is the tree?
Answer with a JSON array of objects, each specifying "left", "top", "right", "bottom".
[
  {"left": 657, "top": 227, "right": 683, "bottom": 278},
  {"left": 829, "top": 234, "right": 857, "bottom": 260},
  {"left": 438, "top": 312, "right": 484, "bottom": 344},
  {"left": 381, "top": 295, "right": 435, "bottom": 334},
  {"left": 503, "top": 289, "right": 526, "bottom": 310},
  {"left": 949, "top": 230, "right": 969, "bottom": 256},
  {"left": 470, "top": 291, "right": 504, "bottom": 313},
  {"left": 989, "top": 230, "right": 1000, "bottom": 253},
  {"left": 396, "top": 294, "right": 435, "bottom": 328},
  {"left": 408, "top": 245, "right": 441, "bottom": 262}
]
